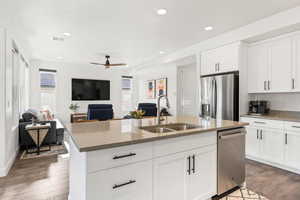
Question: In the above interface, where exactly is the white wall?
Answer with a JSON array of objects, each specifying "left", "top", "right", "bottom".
[
  {"left": 29, "top": 60, "right": 130, "bottom": 123},
  {"left": 132, "top": 63, "right": 178, "bottom": 115},
  {"left": 0, "top": 29, "right": 25, "bottom": 177},
  {"left": 249, "top": 93, "right": 300, "bottom": 112},
  {"left": 0, "top": 28, "right": 6, "bottom": 175}
]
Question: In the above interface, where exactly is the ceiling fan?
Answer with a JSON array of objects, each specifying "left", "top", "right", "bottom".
[{"left": 90, "top": 55, "right": 127, "bottom": 69}]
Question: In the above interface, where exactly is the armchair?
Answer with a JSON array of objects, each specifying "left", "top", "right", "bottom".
[
  {"left": 138, "top": 103, "right": 157, "bottom": 117},
  {"left": 87, "top": 104, "right": 114, "bottom": 121}
]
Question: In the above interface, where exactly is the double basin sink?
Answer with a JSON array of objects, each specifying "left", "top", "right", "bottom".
[{"left": 140, "top": 123, "right": 202, "bottom": 133}]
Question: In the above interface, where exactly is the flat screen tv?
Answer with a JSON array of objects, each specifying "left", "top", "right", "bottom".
[{"left": 72, "top": 78, "right": 110, "bottom": 101}]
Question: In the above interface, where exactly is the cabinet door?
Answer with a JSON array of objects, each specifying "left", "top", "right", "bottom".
[
  {"left": 285, "top": 131, "right": 300, "bottom": 170},
  {"left": 87, "top": 160, "right": 152, "bottom": 200},
  {"left": 201, "top": 50, "right": 218, "bottom": 76},
  {"left": 260, "top": 128, "right": 285, "bottom": 164},
  {"left": 245, "top": 127, "right": 260, "bottom": 158},
  {"left": 269, "top": 37, "right": 293, "bottom": 92},
  {"left": 247, "top": 44, "right": 269, "bottom": 93},
  {"left": 153, "top": 151, "right": 189, "bottom": 200},
  {"left": 187, "top": 146, "right": 217, "bottom": 200},
  {"left": 292, "top": 35, "right": 300, "bottom": 91},
  {"left": 218, "top": 43, "right": 239, "bottom": 73}
]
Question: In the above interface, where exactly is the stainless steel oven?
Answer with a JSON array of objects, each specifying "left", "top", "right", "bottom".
[{"left": 217, "top": 127, "right": 246, "bottom": 195}]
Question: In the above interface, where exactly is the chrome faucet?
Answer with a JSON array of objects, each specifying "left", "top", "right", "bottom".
[{"left": 157, "top": 95, "right": 170, "bottom": 124}]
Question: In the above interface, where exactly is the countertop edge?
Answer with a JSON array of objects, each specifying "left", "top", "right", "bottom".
[
  {"left": 240, "top": 114, "right": 300, "bottom": 123},
  {"left": 70, "top": 123, "right": 248, "bottom": 152}
]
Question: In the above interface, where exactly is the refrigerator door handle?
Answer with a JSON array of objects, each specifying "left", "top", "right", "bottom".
[{"left": 211, "top": 78, "right": 217, "bottom": 119}]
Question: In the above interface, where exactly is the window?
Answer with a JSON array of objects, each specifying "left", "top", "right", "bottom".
[
  {"left": 121, "top": 76, "right": 133, "bottom": 116},
  {"left": 39, "top": 69, "right": 57, "bottom": 113}
]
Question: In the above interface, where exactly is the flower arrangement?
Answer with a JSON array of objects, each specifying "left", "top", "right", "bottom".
[
  {"left": 130, "top": 110, "right": 145, "bottom": 119},
  {"left": 69, "top": 103, "right": 80, "bottom": 113}
]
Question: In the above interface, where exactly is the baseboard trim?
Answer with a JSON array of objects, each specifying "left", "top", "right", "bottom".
[
  {"left": 246, "top": 155, "right": 300, "bottom": 175},
  {"left": 0, "top": 148, "right": 18, "bottom": 177}
]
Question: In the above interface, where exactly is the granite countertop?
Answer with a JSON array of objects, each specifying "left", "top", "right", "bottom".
[
  {"left": 66, "top": 116, "right": 248, "bottom": 152},
  {"left": 241, "top": 110, "right": 300, "bottom": 122}
]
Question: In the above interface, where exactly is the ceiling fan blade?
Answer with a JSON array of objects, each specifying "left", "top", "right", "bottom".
[
  {"left": 90, "top": 62, "right": 105, "bottom": 65},
  {"left": 108, "top": 63, "right": 127, "bottom": 66}
]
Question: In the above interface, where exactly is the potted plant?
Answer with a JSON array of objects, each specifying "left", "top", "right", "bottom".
[
  {"left": 69, "top": 103, "right": 80, "bottom": 113},
  {"left": 130, "top": 110, "right": 145, "bottom": 119},
  {"left": 130, "top": 110, "right": 145, "bottom": 127}
]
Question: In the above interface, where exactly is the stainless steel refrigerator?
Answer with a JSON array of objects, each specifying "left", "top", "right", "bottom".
[{"left": 200, "top": 72, "right": 239, "bottom": 121}]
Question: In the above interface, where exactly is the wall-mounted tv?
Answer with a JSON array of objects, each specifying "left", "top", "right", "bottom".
[{"left": 72, "top": 78, "right": 110, "bottom": 101}]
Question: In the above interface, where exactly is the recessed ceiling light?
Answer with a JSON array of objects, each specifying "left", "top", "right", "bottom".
[
  {"left": 204, "top": 26, "right": 213, "bottom": 31},
  {"left": 57, "top": 56, "right": 63, "bottom": 59},
  {"left": 63, "top": 32, "right": 71, "bottom": 37},
  {"left": 159, "top": 51, "right": 165, "bottom": 54},
  {"left": 157, "top": 9, "right": 167, "bottom": 16}
]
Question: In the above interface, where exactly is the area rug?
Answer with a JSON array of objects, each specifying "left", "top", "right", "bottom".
[
  {"left": 220, "top": 187, "right": 269, "bottom": 200},
  {"left": 20, "top": 144, "right": 68, "bottom": 160}
]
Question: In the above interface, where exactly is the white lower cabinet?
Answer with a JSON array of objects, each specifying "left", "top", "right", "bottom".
[
  {"left": 245, "top": 126, "right": 260, "bottom": 158},
  {"left": 242, "top": 117, "right": 300, "bottom": 173},
  {"left": 260, "top": 128, "right": 284, "bottom": 164},
  {"left": 153, "top": 151, "right": 189, "bottom": 200},
  {"left": 285, "top": 131, "right": 300, "bottom": 169},
  {"left": 153, "top": 146, "right": 217, "bottom": 200},
  {"left": 186, "top": 147, "right": 217, "bottom": 200},
  {"left": 87, "top": 160, "right": 153, "bottom": 200}
]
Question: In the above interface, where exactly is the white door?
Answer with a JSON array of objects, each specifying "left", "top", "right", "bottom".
[
  {"left": 260, "top": 128, "right": 285, "bottom": 164},
  {"left": 248, "top": 44, "right": 269, "bottom": 93},
  {"left": 153, "top": 151, "right": 189, "bottom": 200},
  {"left": 245, "top": 127, "right": 260, "bottom": 158},
  {"left": 178, "top": 64, "right": 198, "bottom": 116},
  {"left": 269, "top": 37, "right": 293, "bottom": 92},
  {"left": 87, "top": 160, "right": 152, "bottom": 200},
  {"left": 292, "top": 35, "right": 300, "bottom": 91},
  {"left": 284, "top": 131, "right": 300, "bottom": 170},
  {"left": 187, "top": 147, "right": 217, "bottom": 200}
]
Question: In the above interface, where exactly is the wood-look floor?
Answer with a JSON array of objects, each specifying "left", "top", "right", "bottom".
[
  {"left": 0, "top": 155, "right": 69, "bottom": 200},
  {"left": 246, "top": 159, "right": 300, "bottom": 200},
  {"left": 1, "top": 155, "right": 300, "bottom": 200}
]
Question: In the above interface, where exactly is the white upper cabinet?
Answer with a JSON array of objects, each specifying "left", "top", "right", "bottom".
[
  {"left": 201, "top": 42, "right": 240, "bottom": 76},
  {"left": 269, "top": 37, "right": 293, "bottom": 92},
  {"left": 292, "top": 35, "right": 300, "bottom": 92},
  {"left": 247, "top": 32, "right": 300, "bottom": 93},
  {"left": 247, "top": 44, "right": 270, "bottom": 93}
]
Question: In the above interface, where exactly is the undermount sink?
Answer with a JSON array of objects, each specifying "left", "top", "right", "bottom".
[{"left": 140, "top": 123, "right": 202, "bottom": 133}]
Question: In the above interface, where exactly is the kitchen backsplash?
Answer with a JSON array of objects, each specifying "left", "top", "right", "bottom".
[{"left": 248, "top": 93, "right": 300, "bottom": 112}]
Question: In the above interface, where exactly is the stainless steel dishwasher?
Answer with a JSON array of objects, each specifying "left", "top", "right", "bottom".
[{"left": 217, "top": 127, "right": 246, "bottom": 195}]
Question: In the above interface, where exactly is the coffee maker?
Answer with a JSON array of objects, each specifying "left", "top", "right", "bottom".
[{"left": 248, "top": 100, "right": 270, "bottom": 115}]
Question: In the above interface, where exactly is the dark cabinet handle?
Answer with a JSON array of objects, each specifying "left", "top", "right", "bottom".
[
  {"left": 256, "top": 129, "right": 259, "bottom": 139},
  {"left": 264, "top": 81, "right": 267, "bottom": 91},
  {"left": 260, "top": 130, "right": 263, "bottom": 140},
  {"left": 292, "top": 78, "right": 295, "bottom": 89},
  {"left": 187, "top": 156, "right": 191, "bottom": 175},
  {"left": 112, "top": 180, "right": 136, "bottom": 189},
  {"left": 192, "top": 155, "right": 195, "bottom": 174},
  {"left": 113, "top": 153, "right": 136, "bottom": 160},
  {"left": 285, "top": 133, "right": 288, "bottom": 145}
]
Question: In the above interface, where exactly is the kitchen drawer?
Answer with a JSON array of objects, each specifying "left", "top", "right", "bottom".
[
  {"left": 87, "top": 142, "right": 153, "bottom": 173},
  {"left": 284, "top": 121, "right": 300, "bottom": 132},
  {"left": 87, "top": 160, "right": 152, "bottom": 200},
  {"left": 241, "top": 117, "right": 284, "bottom": 129},
  {"left": 153, "top": 131, "right": 216, "bottom": 158}
]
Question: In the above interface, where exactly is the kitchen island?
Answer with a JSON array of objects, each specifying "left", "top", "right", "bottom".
[{"left": 66, "top": 116, "right": 247, "bottom": 200}]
